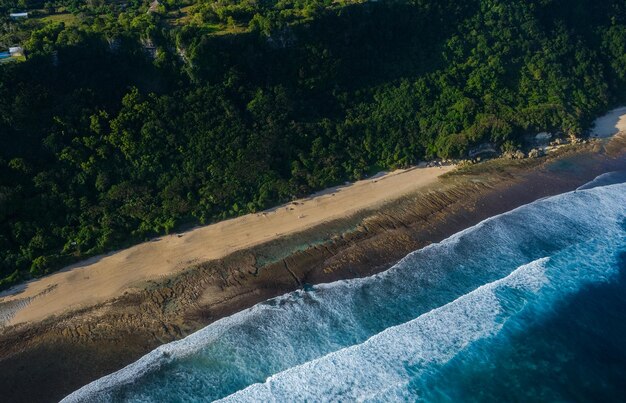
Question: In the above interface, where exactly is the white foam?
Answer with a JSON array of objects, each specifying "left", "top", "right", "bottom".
[
  {"left": 577, "top": 171, "right": 626, "bottom": 190},
  {"left": 62, "top": 182, "right": 626, "bottom": 402},
  {"left": 222, "top": 225, "right": 626, "bottom": 402},
  {"left": 218, "top": 258, "right": 551, "bottom": 402}
]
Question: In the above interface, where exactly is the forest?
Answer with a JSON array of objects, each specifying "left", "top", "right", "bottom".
[{"left": 0, "top": 0, "right": 625, "bottom": 288}]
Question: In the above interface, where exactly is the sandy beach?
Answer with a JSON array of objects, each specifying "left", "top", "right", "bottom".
[
  {"left": 592, "top": 106, "right": 626, "bottom": 137},
  {"left": 0, "top": 140, "right": 624, "bottom": 403},
  {"left": 2, "top": 105, "right": 624, "bottom": 329},
  {"left": 0, "top": 108, "right": 624, "bottom": 403},
  {"left": 0, "top": 164, "right": 454, "bottom": 327}
]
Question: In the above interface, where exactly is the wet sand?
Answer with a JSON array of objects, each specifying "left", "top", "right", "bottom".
[
  {"left": 0, "top": 134, "right": 625, "bottom": 403},
  {"left": 0, "top": 165, "right": 453, "bottom": 327}
]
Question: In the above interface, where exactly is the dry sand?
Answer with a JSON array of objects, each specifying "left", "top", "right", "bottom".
[
  {"left": 0, "top": 165, "right": 454, "bottom": 327},
  {"left": 3, "top": 105, "right": 624, "bottom": 330},
  {"left": 2, "top": 137, "right": 625, "bottom": 403},
  {"left": 592, "top": 106, "right": 626, "bottom": 137}
]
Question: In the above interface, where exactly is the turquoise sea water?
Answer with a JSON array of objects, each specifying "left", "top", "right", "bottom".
[{"left": 63, "top": 176, "right": 626, "bottom": 402}]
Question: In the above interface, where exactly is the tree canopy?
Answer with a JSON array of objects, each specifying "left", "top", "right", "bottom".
[{"left": 1, "top": 0, "right": 625, "bottom": 288}]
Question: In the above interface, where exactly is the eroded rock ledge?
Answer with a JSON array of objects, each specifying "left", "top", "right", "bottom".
[{"left": 1, "top": 140, "right": 624, "bottom": 403}]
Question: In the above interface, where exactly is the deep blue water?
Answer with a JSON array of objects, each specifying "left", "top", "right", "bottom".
[
  {"left": 63, "top": 177, "right": 626, "bottom": 402},
  {"left": 419, "top": 251, "right": 626, "bottom": 402}
]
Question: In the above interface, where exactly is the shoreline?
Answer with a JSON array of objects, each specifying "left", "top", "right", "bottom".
[
  {"left": 0, "top": 164, "right": 454, "bottom": 327},
  {"left": 0, "top": 133, "right": 624, "bottom": 402},
  {"left": 3, "top": 104, "right": 625, "bottom": 328},
  {"left": 1, "top": 137, "right": 624, "bottom": 402}
]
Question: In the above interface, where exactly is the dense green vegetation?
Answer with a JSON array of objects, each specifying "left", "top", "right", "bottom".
[{"left": 0, "top": 0, "right": 625, "bottom": 288}]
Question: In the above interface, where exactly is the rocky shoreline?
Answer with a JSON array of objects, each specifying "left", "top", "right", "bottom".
[{"left": 1, "top": 137, "right": 625, "bottom": 403}]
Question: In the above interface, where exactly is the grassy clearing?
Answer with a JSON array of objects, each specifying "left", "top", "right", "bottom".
[
  {"left": 37, "top": 12, "right": 80, "bottom": 26},
  {"left": 166, "top": 5, "right": 195, "bottom": 26},
  {"left": 165, "top": 6, "right": 248, "bottom": 35},
  {"left": 212, "top": 24, "right": 248, "bottom": 35}
]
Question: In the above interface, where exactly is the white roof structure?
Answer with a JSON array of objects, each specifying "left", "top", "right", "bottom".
[
  {"left": 9, "top": 46, "right": 23, "bottom": 56},
  {"left": 9, "top": 12, "right": 28, "bottom": 18}
]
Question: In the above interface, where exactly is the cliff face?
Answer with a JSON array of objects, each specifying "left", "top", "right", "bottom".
[{"left": 0, "top": 142, "right": 623, "bottom": 403}]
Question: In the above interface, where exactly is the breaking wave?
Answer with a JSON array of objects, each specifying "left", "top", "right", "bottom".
[{"left": 63, "top": 181, "right": 626, "bottom": 402}]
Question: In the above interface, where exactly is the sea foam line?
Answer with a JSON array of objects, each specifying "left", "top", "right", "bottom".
[
  {"left": 62, "top": 181, "right": 626, "bottom": 402},
  {"left": 217, "top": 257, "right": 551, "bottom": 402}
]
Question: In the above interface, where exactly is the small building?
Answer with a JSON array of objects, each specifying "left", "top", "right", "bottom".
[
  {"left": 9, "top": 12, "right": 28, "bottom": 19},
  {"left": 9, "top": 46, "right": 23, "bottom": 57},
  {"left": 0, "top": 46, "right": 24, "bottom": 63}
]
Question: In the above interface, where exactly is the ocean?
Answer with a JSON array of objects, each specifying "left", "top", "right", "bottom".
[{"left": 63, "top": 174, "right": 626, "bottom": 402}]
